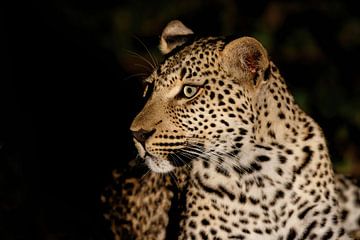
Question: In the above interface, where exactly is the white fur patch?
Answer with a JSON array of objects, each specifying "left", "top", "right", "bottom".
[{"left": 145, "top": 155, "right": 175, "bottom": 173}]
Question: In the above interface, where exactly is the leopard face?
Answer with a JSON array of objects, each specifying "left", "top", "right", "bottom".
[{"left": 130, "top": 21, "right": 269, "bottom": 173}]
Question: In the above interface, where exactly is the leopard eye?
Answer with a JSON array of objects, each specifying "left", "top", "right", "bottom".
[{"left": 183, "top": 85, "right": 199, "bottom": 98}]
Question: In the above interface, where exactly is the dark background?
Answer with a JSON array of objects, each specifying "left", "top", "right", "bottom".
[{"left": 1, "top": 0, "right": 359, "bottom": 239}]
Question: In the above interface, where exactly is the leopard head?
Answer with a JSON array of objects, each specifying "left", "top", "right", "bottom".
[{"left": 130, "top": 20, "right": 270, "bottom": 173}]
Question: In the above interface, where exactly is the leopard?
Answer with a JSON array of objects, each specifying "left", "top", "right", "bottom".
[{"left": 101, "top": 20, "right": 360, "bottom": 240}]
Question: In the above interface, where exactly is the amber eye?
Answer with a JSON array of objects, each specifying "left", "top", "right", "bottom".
[{"left": 182, "top": 85, "right": 199, "bottom": 98}]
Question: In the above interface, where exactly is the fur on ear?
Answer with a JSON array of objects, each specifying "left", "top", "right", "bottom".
[
  {"left": 159, "top": 20, "right": 194, "bottom": 55},
  {"left": 221, "top": 37, "right": 269, "bottom": 86}
]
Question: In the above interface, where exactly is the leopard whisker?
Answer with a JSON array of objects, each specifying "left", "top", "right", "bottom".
[
  {"left": 123, "top": 73, "right": 149, "bottom": 82},
  {"left": 183, "top": 143, "right": 239, "bottom": 170},
  {"left": 179, "top": 147, "right": 235, "bottom": 170},
  {"left": 133, "top": 35, "right": 158, "bottom": 69},
  {"left": 185, "top": 137, "right": 242, "bottom": 167},
  {"left": 126, "top": 49, "right": 156, "bottom": 71},
  {"left": 139, "top": 168, "right": 152, "bottom": 184},
  {"left": 168, "top": 171, "right": 180, "bottom": 190},
  {"left": 173, "top": 152, "right": 192, "bottom": 170},
  {"left": 134, "top": 63, "right": 154, "bottom": 72}
]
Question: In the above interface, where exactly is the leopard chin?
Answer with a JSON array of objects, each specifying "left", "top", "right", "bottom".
[{"left": 144, "top": 155, "right": 175, "bottom": 173}]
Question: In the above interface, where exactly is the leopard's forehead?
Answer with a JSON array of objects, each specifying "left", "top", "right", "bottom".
[{"left": 148, "top": 37, "right": 226, "bottom": 88}]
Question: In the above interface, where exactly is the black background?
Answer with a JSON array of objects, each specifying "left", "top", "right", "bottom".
[{"left": 2, "top": 1, "right": 137, "bottom": 239}]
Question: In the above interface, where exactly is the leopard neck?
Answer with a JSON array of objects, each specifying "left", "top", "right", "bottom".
[
  {"left": 247, "top": 61, "right": 335, "bottom": 182},
  {"left": 253, "top": 62, "right": 325, "bottom": 150}
]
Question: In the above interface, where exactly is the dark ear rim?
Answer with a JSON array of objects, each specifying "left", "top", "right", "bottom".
[
  {"left": 159, "top": 20, "right": 194, "bottom": 55},
  {"left": 162, "top": 34, "right": 196, "bottom": 58}
]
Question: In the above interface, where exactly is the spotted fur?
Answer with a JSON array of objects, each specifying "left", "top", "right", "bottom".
[{"left": 102, "top": 20, "right": 360, "bottom": 240}]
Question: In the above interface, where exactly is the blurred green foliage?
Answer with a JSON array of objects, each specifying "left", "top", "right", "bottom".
[{"left": 58, "top": 0, "right": 359, "bottom": 174}]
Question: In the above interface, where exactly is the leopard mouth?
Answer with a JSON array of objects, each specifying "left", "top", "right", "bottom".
[
  {"left": 133, "top": 138, "right": 175, "bottom": 173},
  {"left": 133, "top": 138, "right": 147, "bottom": 159},
  {"left": 133, "top": 138, "right": 205, "bottom": 172}
]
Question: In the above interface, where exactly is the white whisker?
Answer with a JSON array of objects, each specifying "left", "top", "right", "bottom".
[
  {"left": 139, "top": 169, "right": 151, "bottom": 183},
  {"left": 123, "top": 73, "right": 149, "bottom": 82},
  {"left": 126, "top": 49, "right": 156, "bottom": 71},
  {"left": 133, "top": 36, "right": 158, "bottom": 69}
]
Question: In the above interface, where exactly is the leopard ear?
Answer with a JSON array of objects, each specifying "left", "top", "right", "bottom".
[
  {"left": 221, "top": 37, "right": 269, "bottom": 85},
  {"left": 159, "top": 20, "right": 194, "bottom": 55}
]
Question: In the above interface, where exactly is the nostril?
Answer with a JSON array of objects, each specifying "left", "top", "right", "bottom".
[{"left": 132, "top": 129, "right": 156, "bottom": 145}]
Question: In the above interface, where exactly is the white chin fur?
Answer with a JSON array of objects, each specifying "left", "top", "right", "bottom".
[{"left": 145, "top": 155, "right": 175, "bottom": 173}]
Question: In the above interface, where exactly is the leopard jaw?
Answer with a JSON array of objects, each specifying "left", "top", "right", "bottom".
[{"left": 133, "top": 138, "right": 175, "bottom": 173}]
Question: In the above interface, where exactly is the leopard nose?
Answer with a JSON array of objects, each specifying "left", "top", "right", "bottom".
[{"left": 132, "top": 129, "right": 156, "bottom": 146}]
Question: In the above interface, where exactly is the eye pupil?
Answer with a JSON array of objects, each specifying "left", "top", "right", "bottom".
[{"left": 182, "top": 85, "right": 199, "bottom": 98}]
